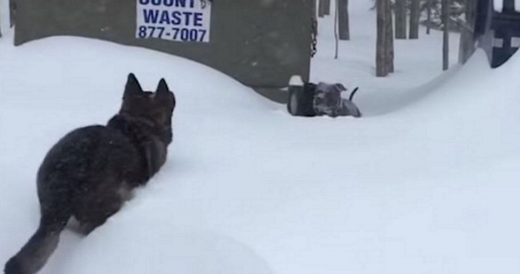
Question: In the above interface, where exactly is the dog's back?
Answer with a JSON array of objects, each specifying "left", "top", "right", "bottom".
[{"left": 5, "top": 74, "right": 176, "bottom": 274}]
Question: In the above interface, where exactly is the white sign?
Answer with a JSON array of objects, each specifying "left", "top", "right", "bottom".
[{"left": 136, "top": 0, "right": 212, "bottom": 43}]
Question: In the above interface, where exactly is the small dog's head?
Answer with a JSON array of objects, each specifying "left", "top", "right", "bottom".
[
  {"left": 119, "top": 73, "right": 176, "bottom": 144},
  {"left": 313, "top": 83, "right": 344, "bottom": 117}
]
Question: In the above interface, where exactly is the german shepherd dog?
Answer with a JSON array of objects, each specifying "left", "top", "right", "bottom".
[{"left": 4, "top": 74, "right": 176, "bottom": 274}]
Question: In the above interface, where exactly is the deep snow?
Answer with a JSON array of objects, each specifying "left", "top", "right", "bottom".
[{"left": 2, "top": 2, "right": 520, "bottom": 274}]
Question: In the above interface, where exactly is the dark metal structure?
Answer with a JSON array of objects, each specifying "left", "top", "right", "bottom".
[
  {"left": 12, "top": 0, "right": 315, "bottom": 102},
  {"left": 476, "top": 0, "right": 520, "bottom": 67}
]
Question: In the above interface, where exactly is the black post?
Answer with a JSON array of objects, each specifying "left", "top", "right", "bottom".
[
  {"left": 442, "top": 0, "right": 450, "bottom": 70},
  {"left": 338, "top": 0, "right": 350, "bottom": 40}
]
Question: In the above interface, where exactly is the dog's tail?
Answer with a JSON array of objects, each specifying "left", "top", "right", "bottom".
[
  {"left": 4, "top": 214, "right": 69, "bottom": 274},
  {"left": 348, "top": 87, "right": 359, "bottom": 101}
]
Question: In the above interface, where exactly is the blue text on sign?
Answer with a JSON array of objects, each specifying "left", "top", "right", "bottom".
[
  {"left": 139, "top": 0, "right": 196, "bottom": 8},
  {"left": 143, "top": 9, "right": 203, "bottom": 26}
]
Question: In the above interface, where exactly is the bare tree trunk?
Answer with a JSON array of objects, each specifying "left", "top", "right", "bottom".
[
  {"left": 323, "top": 0, "right": 331, "bottom": 16},
  {"left": 442, "top": 0, "right": 450, "bottom": 70},
  {"left": 458, "top": 0, "right": 477, "bottom": 64},
  {"left": 318, "top": 0, "right": 327, "bottom": 17},
  {"left": 409, "top": 0, "right": 420, "bottom": 39},
  {"left": 395, "top": 0, "right": 407, "bottom": 39},
  {"left": 10, "top": 0, "right": 16, "bottom": 27},
  {"left": 376, "top": 0, "right": 389, "bottom": 77},
  {"left": 386, "top": 0, "right": 394, "bottom": 73},
  {"left": 426, "top": 0, "right": 432, "bottom": 34},
  {"left": 376, "top": 0, "right": 387, "bottom": 76},
  {"left": 334, "top": 0, "right": 339, "bottom": 58},
  {"left": 338, "top": 0, "right": 350, "bottom": 40}
]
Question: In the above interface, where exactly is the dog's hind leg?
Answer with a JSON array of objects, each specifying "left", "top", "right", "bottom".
[{"left": 73, "top": 187, "right": 126, "bottom": 235}]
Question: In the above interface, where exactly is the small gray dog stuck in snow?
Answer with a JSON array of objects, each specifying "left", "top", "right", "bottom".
[{"left": 287, "top": 76, "right": 362, "bottom": 118}]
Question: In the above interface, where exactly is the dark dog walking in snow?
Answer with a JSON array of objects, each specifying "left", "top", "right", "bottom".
[{"left": 4, "top": 74, "right": 176, "bottom": 274}]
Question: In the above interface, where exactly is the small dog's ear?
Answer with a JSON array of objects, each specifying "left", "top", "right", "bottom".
[
  {"left": 156, "top": 78, "right": 170, "bottom": 95},
  {"left": 124, "top": 73, "right": 143, "bottom": 97},
  {"left": 335, "top": 83, "right": 347, "bottom": 91}
]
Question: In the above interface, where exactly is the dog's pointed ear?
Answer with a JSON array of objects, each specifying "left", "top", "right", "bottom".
[
  {"left": 156, "top": 78, "right": 170, "bottom": 95},
  {"left": 124, "top": 73, "right": 143, "bottom": 97},
  {"left": 157, "top": 78, "right": 176, "bottom": 109}
]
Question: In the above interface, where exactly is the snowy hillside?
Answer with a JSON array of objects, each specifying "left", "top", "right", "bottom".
[{"left": 2, "top": 2, "right": 520, "bottom": 274}]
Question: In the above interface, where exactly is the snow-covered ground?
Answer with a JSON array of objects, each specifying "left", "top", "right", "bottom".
[{"left": 2, "top": 2, "right": 520, "bottom": 274}]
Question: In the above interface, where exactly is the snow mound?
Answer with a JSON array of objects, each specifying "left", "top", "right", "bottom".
[{"left": 68, "top": 223, "right": 274, "bottom": 274}]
